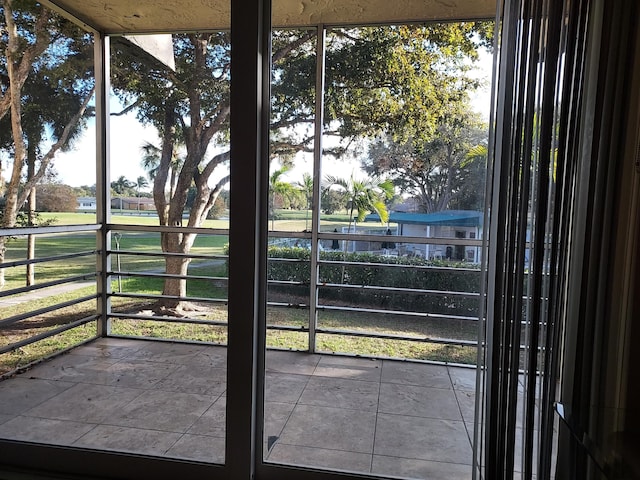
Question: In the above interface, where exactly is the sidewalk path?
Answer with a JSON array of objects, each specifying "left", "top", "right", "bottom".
[
  {"left": 0, "top": 258, "right": 225, "bottom": 308},
  {"left": 0, "top": 281, "right": 96, "bottom": 307}
]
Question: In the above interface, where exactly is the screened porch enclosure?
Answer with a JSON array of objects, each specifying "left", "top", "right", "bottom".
[
  {"left": 0, "top": 0, "right": 495, "bottom": 477},
  {"left": 2, "top": 0, "right": 622, "bottom": 477}
]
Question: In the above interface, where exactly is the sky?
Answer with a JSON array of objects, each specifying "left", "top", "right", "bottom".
[{"left": 53, "top": 50, "right": 494, "bottom": 190}]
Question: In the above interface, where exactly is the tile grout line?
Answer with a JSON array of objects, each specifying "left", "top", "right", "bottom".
[
  {"left": 263, "top": 353, "right": 321, "bottom": 461},
  {"left": 447, "top": 366, "right": 474, "bottom": 449},
  {"left": 369, "top": 358, "right": 384, "bottom": 474}
]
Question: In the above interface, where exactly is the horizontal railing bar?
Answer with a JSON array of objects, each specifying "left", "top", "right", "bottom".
[
  {"left": 267, "top": 301, "right": 310, "bottom": 308},
  {"left": 315, "top": 327, "right": 478, "bottom": 347},
  {"left": 266, "top": 324, "right": 309, "bottom": 332},
  {"left": 0, "top": 224, "right": 100, "bottom": 237},
  {"left": 316, "top": 282, "right": 480, "bottom": 297},
  {"left": 0, "top": 294, "right": 99, "bottom": 328},
  {"left": 0, "top": 273, "right": 96, "bottom": 299},
  {"left": 318, "top": 259, "right": 481, "bottom": 272},
  {"left": 316, "top": 231, "right": 484, "bottom": 247},
  {"left": 0, "top": 250, "right": 98, "bottom": 269},
  {"left": 268, "top": 231, "right": 311, "bottom": 239},
  {"left": 111, "top": 271, "right": 228, "bottom": 283},
  {"left": 268, "top": 230, "right": 484, "bottom": 246},
  {"left": 316, "top": 303, "right": 479, "bottom": 321},
  {"left": 110, "top": 292, "right": 228, "bottom": 305},
  {"left": 108, "top": 223, "right": 229, "bottom": 236},
  {"left": 108, "top": 249, "right": 226, "bottom": 261},
  {"left": 0, "top": 315, "right": 99, "bottom": 356},
  {"left": 307, "top": 348, "right": 477, "bottom": 369},
  {"left": 267, "top": 280, "right": 306, "bottom": 287},
  {"left": 265, "top": 322, "right": 475, "bottom": 347},
  {"left": 267, "top": 257, "right": 308, "bottom": 263},
  {"left": 109, "top": 312, "right": 228, "bottom": 327},
  {"left": 266, "top": 300, "right": 479, "bottom": 322}
]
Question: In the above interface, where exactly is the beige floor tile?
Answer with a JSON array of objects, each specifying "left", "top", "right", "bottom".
[
  {"left": 448, "top": 367, "right": 477, "bottom": 391},
  {"left": 278, "top": 404, "right": 376, "bottom": 454},
  {"left": 187, "top": 396, "right": 226, "bottom": 437},
  {"left": 0, "top": 416, "right": 95, "bottom": 445},
  {"left": 127, "top": 341, "right": 210, "bottom": 365},
  {"left": 382, "top": 361, "right": 452, "bottom": 389},
  {"left": 153, "top": 364, "right": 226, "bottom": 396},
  {"left": 312, "top": 356, "right": 382, "bottom": 382},
  {"left": 268, "top": 443, "right": 372, "bottom": 473},
  {"left": 454, "top": 389, "right": 476, "bottom": 424},
  {"left": 298, "top": 376, "right": 380, "bottom": 411},
  {"left": 266, "top": 350, "right": 321, "bottom": 375},
  {"left": 263, "top": 401, "right": 295, "bottom": 444},
  {"left": 165, "top": 434, "right": 225, "bottom": 463},
  {"left": 106, "top": 389, "right": 216, "bottom": 433},
  {"left": 25, "top": 383, "right": 143, "bottom": 423},
  {"left": 374, "top": 413, "right": 472, "bottom": 464},
  {"left": 0, "top": 378, "right": 76, "bottom": 415},
  {"left": 264, "top": 372, "right": 309, "bottom": 403},
  {"left": 378, "top": 383, "right": 462, "bottom": 420},
  {"left": 372, "top": 455, "right": 473, "bottom": 480},
  {"left": 73, "top": 424, "right": 182, "bottom": 456}
]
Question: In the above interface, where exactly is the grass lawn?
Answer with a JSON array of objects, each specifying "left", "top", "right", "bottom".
[{"left": 1, "top": 276, "right": 478, "bottom": 375}]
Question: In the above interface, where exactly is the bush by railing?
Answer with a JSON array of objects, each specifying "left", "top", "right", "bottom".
[
  {"left": 264, "top": 246, "right": 482, "bottom": 317},
  {"left": 266, "top": 247, "right": 479, "bottom": 287}
]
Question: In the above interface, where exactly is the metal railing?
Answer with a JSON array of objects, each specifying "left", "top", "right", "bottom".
[
  {"left": 0, "top": 222, "right": 486, "bottom": 375},
  {"left": 0, "top": 225, "right": 101, "bottom": 374}
]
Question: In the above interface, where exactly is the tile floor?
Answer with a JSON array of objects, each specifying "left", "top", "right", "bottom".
[{"left": 0, "top": 338, "right": 478, "bottom": 479}]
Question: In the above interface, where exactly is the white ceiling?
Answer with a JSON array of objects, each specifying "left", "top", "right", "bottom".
[{"left": 40, "top": 0, "right": 495, "bottom": 34}]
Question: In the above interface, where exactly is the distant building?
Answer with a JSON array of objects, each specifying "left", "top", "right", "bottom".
[
  {"left": 111, "top": 197, "right": 156, "bottom": 211},
  {"left": 76, "top": 197, "right": 97, "bottom": 210},
  {"left": 365, "top": 210, "right": 483, "bottom": 262}
]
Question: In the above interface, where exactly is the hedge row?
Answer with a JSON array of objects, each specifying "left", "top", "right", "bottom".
[
  {"left": 266, "top": 247, "right": 481, "bottom": 291},
  {"left": 265, "top": 247, "right": 482, "bottom": 317}
]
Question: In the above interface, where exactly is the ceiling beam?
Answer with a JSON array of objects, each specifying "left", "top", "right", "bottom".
[{"left": 40, "top": 0, "right": 495, "bottom": 35}]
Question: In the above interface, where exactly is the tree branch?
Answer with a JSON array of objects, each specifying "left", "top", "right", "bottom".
[
  {"left": 200, "top": 150, "right": 230, "bottom": 182},
  {"left": 111, "top": 99, "right": 143, "bottom": 116},
  {"left": 16, "top": 88, "right": 95, "bottom": 208}
]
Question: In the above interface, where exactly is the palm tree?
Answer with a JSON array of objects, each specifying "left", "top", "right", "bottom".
[
  {"left": 269, "top": 165, "right": 295, "bottom": 230},
  {"left": 296, "top": 172, "right": 314, "bottom": 230},
  {"left": 136, "top": 175, "right": 149, "bottom": 210},
  {"left": 140, "top": 141, "right": 184, "bottom": 201},
  {"left": 324, "top": 173, "right": 394, "bottom": 283},
  {"left": 324, "top": 173, "right": 394, "bottom": 237}
]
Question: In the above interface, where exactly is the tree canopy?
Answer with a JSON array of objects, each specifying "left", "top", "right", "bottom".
[
  {"left": 0, "top": 0, "right": 95, "bottom": 287},
  {"left": 107, "top": 21, "right": 492, "bottom": 310},
  {"left": 363, "top": 91, "right": 488, "bottom": 213}
]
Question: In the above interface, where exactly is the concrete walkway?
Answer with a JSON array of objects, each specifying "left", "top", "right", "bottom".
[{"left": 0, "top": 281, "right": 96, "bottom": 307}]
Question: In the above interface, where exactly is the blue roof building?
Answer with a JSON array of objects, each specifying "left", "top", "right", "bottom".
[
  {"left": 365, "top": 210, "right": 483, "bottom": 262},
  {"left": 365, "top": 210, "right": 484, "bottom": 227}
]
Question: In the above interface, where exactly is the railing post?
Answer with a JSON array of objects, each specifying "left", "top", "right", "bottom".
[
  {"left": 95, "top": 33, "right": 111, "bottom": 337},
  {"left": 308, "top": 25, "right": 326, "bottom": 353}
]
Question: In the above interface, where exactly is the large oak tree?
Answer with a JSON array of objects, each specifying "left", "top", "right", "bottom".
[{"left": 109, "top": 22, "right": 491, "bottom": 311}]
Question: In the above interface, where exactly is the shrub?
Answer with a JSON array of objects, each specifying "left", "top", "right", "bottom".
[{"left": 264, "top": 246, "right": 482, "bottom": 317}]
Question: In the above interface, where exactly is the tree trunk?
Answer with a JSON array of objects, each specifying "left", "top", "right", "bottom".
[
  {"left": 156, "top": 229, "right": 198, "bottom": 313},
  {"left": 160, "top": 254, "right": 190, "bottom": 301}
]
